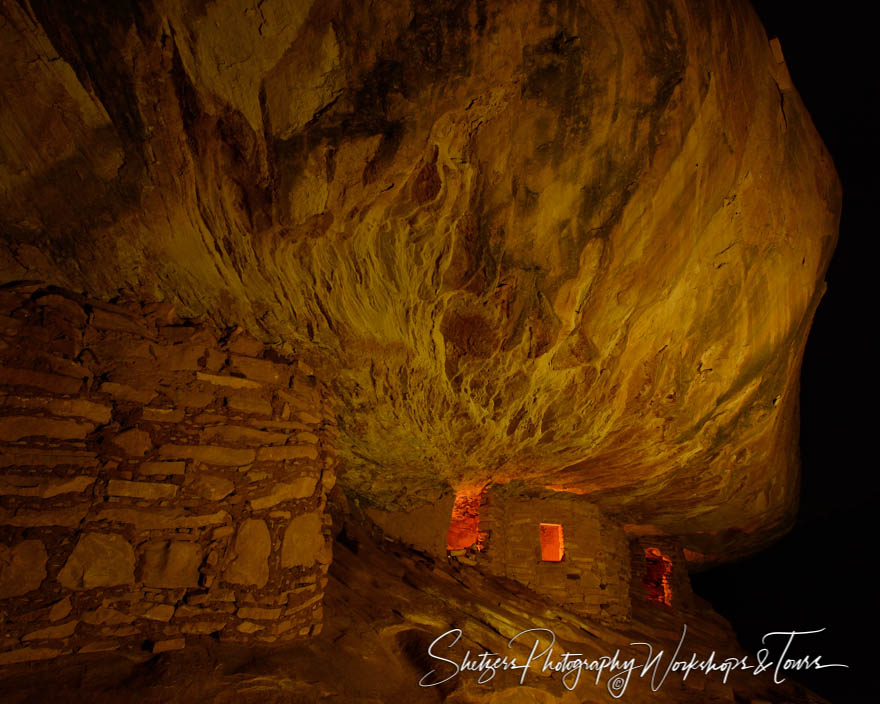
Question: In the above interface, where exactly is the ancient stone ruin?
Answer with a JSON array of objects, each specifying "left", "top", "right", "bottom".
[
  {"left": 0, "top": 284, "right": 336, "bottom": 661},
  {"left": 0, "top": 0, "right": 841, "bottom": 701}
]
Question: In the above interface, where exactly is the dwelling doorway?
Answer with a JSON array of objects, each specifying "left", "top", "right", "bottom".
[
  {"left": 446, "top": 490, "right": 484, "bottom": 552},
  {"left": 539, "top": 523, "right": 565, "bottom": 562}
]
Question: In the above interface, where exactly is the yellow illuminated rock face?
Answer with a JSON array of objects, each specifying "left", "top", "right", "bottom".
[{"left": 0, "top": 0, "right": 839, "bottom": 559}]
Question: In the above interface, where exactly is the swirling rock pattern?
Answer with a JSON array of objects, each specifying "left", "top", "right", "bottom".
[{"left": 0, "top": 0, "right": 839, "bottom": 559}]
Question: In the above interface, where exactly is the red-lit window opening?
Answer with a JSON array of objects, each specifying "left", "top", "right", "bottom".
[
  {"left": 539, "top": 523, "right": 564, "bottom": 562},
  {"left": 446, "top": 490, "right": 484, "bottom": 551},
  {"left": 643, "top": 547, "right": 672, "bottom": 606}
]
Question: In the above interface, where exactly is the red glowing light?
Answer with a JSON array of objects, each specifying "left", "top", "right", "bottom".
[
  {"left": 446, "top": 490, "right": 484, "bottom": 551},
  {"left": 643, "top": 547, "right": 673, "bottom": 606},
  {"left": 539, "top": 523, "right": 564, "bottom": 562}
]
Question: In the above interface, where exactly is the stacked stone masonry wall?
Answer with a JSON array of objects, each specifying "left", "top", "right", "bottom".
[
  {"left": 629, "top": 536, "right": 695, "bottom": 612},
  {"left": 365, "top": 494, "right": 456, "bottom": 559},
  {"left": 0, "top": 283, "right": 337, "bottom": 665},
  {"left": 477, "top": 489, "right": 631, "bottom": 622}
]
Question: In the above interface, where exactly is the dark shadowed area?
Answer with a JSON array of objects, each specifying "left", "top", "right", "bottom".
[{"left": 692, "top": 2, "right": 878, "bottom": 702}]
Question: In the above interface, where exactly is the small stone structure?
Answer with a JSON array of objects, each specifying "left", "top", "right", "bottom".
[
  {"left": 365, "top": 494, "right": 456, "bottom": 558},
  {"left": 475, "top": 486, "right": 632, "bottom": 622},
  {"left": 364, "top": 485, "right": 701, "bottom": 624},
  {"left": 0, "top": 283, "right": 337, "bottom": 665},
  {"left": 628, "top": 536, "right": 696, "bottom": 612}
]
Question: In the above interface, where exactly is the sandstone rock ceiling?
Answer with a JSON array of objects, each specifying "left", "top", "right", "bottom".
[{"left": 0, "top": 0, "right": 839, "bottom": 559}]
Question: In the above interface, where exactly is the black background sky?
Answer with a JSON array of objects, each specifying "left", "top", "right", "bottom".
[{"left": 691, "top": 2, "right": 878, "bottom": 702}]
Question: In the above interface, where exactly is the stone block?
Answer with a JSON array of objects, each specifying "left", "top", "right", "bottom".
[
  {"left": 96, "top": 507, "right": 229, "bottom": 530},
  {"left": 22, "top": 620, "right": 78, "bottom": 641},
  {"left": 152, "top": 638, "right": 185, "bottom": 654},
  {"left": 90, "top": 338, "right": 153, "bottom": 361},
  {"left": 107, "top": 479, "right": 178, "bottom": 499},
  {"left": 33, "top": 293, "right": 87, "bottom": 325},
  {"left": 138, "top": 461, "right": 186, "bottom": 476},
  {"left": 180, "top": 621, "right": 226, "bottom": 634},
  {"left": 0, "top": 448, "right": 97, "bottom": 468},
  {"left": 204, "top": 349, "right": 226, "bottom": 371},
  {"left": 111, "top": 428, "right": 152, "bottom": 456},
  {"left": 155, "top": 344, "right": 205, "bottom": 371},
  {"left": 236, "top": 606, "right": 281, "bottom": 620},
  {"left": 201, "top": 424, "right": 288, "bottom": 445},
  {"left": 141, "top": 407, "right": 186, "bottom": 423},
  {"left": 143, "top": 604, "right": 176, "bottom": 622},
  {"left": 0, "top": 474, "right": 95, "bottom": 498},
  {"left": 154, "top": 317, "right": 192, "bottom": 338},
  {"left": 159, "top": 444, "right": 255, "bottom": 466},
  {"left": 0, "top": 415, "right": 93, "bottom": 441},
  {"left": 193, "top": 413, "right": 227, "bottom": 424},
  {"left": 225, "top": 394, "right": 273, "bottom": 416},
  {"left": 226, "top": 333, "right": 264, "bottom": 357},
  {"left": 0, "top": 366, "right": 82, "bottom": 394},
  {"left": 78, "top": 641, "right": 119, "bottom": 654},
  {"left": 173, "top": 605, "right": 209, "bottom": 619},
  {"left": 0, "top": 395, "right": 111, "bottom": 423},
  {"left": 252, "top": 420, "right": 310, "bottom": 431},
  {"left": 0, "top": 647, "right": 62, "bottom": 665},
  {"left": 196, "top": 372, "right": 261, "bottom": 389},
  {"left": 223, "top": 519, "right": 270, "bottom": 588},
  {"left": 0, "top": 539, "right": 47, "bottom": 598},
  {"left": 249, "top": 477, "right": 317, "bottom": 510},
  {"left": 99, "top": 382, "right": 156, "bottom": 404},
  {"left": 35, "top": 352, "right": 90, "bottom": 381},
  {"left": 237, "top": 621, "right": 263, "bottom": 633},
  {"left": 48, "top": 597, "right": 72, "bottom": 622},
  {"left": 229, "top": 355, "right": 289, "bottom": 385},
  {"left": 281, "top": 513, "right": 327, "bottom": 568},
  {"left": 100, "top": 625, "right": 138, "bottom": 637},
  {"left": 57, "top": 533, "right": 135, "bottom": 590},
  {"left": 322, "top": 466, "right": 336, "bottom": 492},
  {"left": 256, "top": 445, "right": 318, "bottom": 462},
  {"left": 81, "top": 607, "right": 135, "bottom": 626},
  {"left": 0, "top": 505, "right": 89, "bottom": 527},
  {"left": 90, "top": 308, "right": 153, "bottom": 337},
  {"left": 105, "top": 367, "right": 163, "bottom": 391},
  {"left": 187, "top": 588, "right": 235, "bottom": 605},
  {"left": 289, "top": 593, "right": 323, "bottom": 612},
  {"left": 280, "top": 384, "right": 322, "bottom": 409},
  {"left": 273, "top": 619, "right": 297, "bottom": 635},
  {"left": 191, "top": 474, "right": 235, "bottom": 501},
  {"left": 141, "top": 541, "right": 202, "bottom": 588},
  {"left": 162, "top": 386, "right": 215, "bottom": 408}
]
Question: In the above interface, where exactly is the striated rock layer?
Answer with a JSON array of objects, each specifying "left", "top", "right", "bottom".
[{"left": 0, "top": 0, "right": 840, "bottom": 559}]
